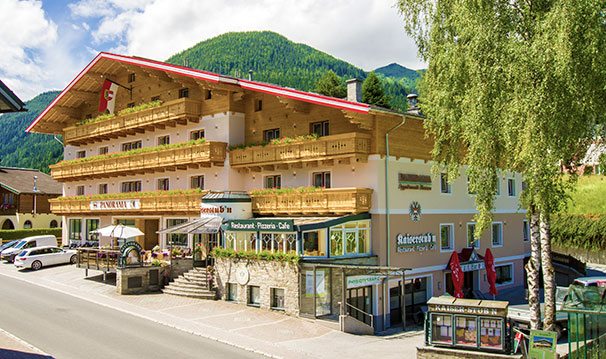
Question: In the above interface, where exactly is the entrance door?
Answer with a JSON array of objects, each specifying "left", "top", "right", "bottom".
[
  {"left": 347, "top": 286, "right": 373, "bottom": 326},
  {"left": 446, "top": 272, "right": 475, "bottom": 298},
  {"left": 143, "top": 220, "right": 159, "bottom": 250},
  {"left": 193, "top": 233, "right": 219, "bottom": 266},
  {"left": 389, "top": 285, "right": 402, "bottom": 326}
]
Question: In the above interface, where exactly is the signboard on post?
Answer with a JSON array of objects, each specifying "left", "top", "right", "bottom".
[{"left": 528, "top": 330, "right": 557, "bottom": 359}]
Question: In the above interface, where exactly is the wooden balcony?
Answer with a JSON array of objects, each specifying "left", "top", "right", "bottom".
[
  {"left": 50, "top": 190, "right": 206, "bottom": 215},
  {"left": 63, "top": 98, "right": 203, "bottom": 145},
  {"left": 50, "top": 141, "right": 227, "bottom": 181},
  {"left": 250, "top": 187, "right": 372, "bottom": 215},
  {"left": 230, "top": 132, "right": 371, "bottom": 170}
]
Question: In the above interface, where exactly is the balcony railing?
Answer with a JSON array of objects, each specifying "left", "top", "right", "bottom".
[
  {"left": 230, "top": 132, "right": 371, "bottom": 169},
  {"left": 50, "top": 190, "right": 206, "bottom": 215},
  {"left": 250, "top": 187, "right": 372, "bottom": 215},
  {"left": 50, "top": 141, "right": 227, "bottom": 181},
  {"left": 63, "top": 98, "right": 203, "bottom": 145}
]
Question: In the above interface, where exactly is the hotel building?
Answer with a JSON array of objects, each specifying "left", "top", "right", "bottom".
[{"left": 27, "top": 52, "right": 529, "bottom": 332}]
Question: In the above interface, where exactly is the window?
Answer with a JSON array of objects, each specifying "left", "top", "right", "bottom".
[
  {"left": 495, "top": 264, "right": 513, "bottom": 285},
  {"left": 227, "top": 283, "right": 237, "bottom": 301},
  {"left": 455, "top": 316, "right": 478, "bottom": 347},
  {"left": 271, "top": 288, "right": 285, "bottom": 310},
  {"left": 86, "top": 219, "right": 99, "bottom": 241},
  {"left": 467, "top": 223, "right": 479, "bottom": 248},
  {"left": 254, "top": 99, "right": 262, "bottom": 112},
  {"left": 69, "top": 219, "right": 82, "bottom": 241},
  {"left": 76, "top": 186, "right": 85, "bottom": 196},
  {"left": 491, "top": 222, "right": 503, "bottom": 247},
  {"left": 431, "top": 314, "right": 453, "bottom": 345},
  {"left": 127, "top": 102, "right": 135, "bottom": 108},
  {"left": 99, "top": 183, "right": 108, "bottom": 194},
  {"left": 151, "top": 95, "right": 161, "bottom": 102},
  {"left": 507, "top": 178, "right": 516, "bottom": 196},
  {"left": 467, "top": 177, "right": 476, "bottom": 195},
  {"left": 23, "top": 220, "right": 32, "bottom": 229},
  {"left": 440, "top": 224, "right": 454, "bottom": 251},
  {"left": 302, "top": 231, "right": 327, "bottom": 257},
  {"left": 99, "top": 146, "right": 109, "bottom": 155},
  {"left": 158, "top": 135, "right": 170, "bottom": 146},
  {"left": 190, "top": 175, "right": 204, "bottom": 190},
  {"left": 440, "top": 173, "right": 451, "bottom": 194},
  {"left": 190, "top": 129, "right": 205, "bottom": 141},
  {"left": 157, "top": 178, "right": 170, "bottom": 191},
  {"left": 178, "top": 88, "right": 189, "bottom": 98},
  {"left": 49, "top": 220, "right": 58, "bottom": 228},
  {"left": 260, "top": 233, "right": 297, "bottom": 254},
  {"left": 329, "top": 220, "right": 370, "bottom": 257},
  {"left": 76, "top": 150, "right": 86, "bottom": 159},
  {"left": 121, "top": 181, "right": 142, "bottom": 193},
  {"left": 248, "top": 285, "right": 260, "bottom": 307},
  {"left": 479, "top": 317, "right": 504, "bottom": 349},
  {"left": 523, "top": 220, "right": 530, "bottom": 242},
  {"left": 122, "top": 140, "right": 142, "bottom": 152},
  {"left": 312, "top": 172, "right": 331, "bottom": 188},
  {"left": 495, "top": 178, "right": 501, "bottom": 195},
  {"left": 166, "top": 219, "right": 188, "bottom": 246},
  {"left": 263, "top": 128, "right": 280, "bottom": 142},
  {"left": 128, "top": 73, "right": 136, "bottom": 83},
  {"left": 310, "top": 121, "right": 329, "bottom": 137},
  {"left": 205, "top": 90, "right": 212, "bottom": 100},
  {"left": 264, "top": 175, "right": 281, "bottom": 189}
]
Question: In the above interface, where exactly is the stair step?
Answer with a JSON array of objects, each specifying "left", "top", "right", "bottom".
[
  {"left": 164, "top": 285, "right": 215, "bottom": 295},
  {"left": 163, "top": 288, "right": 216, "bottom": 300},
  {"left": 184, "top": 272, "right": 210, "bottom": 278},
  {"left": 172, "top": 280, "right": 210, "bottom": 290}
]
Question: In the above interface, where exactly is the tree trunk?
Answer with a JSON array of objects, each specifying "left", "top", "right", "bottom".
[
  {"left": 526, "top": 209, "right": 542, "bottom": 330},
  {"left": 540, "top": 213, "right": 556, "bottom": 331}
]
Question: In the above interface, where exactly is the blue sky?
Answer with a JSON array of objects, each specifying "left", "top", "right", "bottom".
[{"left": 0, "top": 0, "right": 423, "bottom": 101}]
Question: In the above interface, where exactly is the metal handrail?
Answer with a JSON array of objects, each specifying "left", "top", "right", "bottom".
[{"left": 341, "top": 301, "right": 374, "bottom": 329}]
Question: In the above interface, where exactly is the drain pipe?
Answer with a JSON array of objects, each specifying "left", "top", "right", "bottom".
[{"left": 384, "top": 116, "right": 406, "bottom": 267}]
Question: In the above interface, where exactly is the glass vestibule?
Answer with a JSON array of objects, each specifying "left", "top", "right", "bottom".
[
  {"left": 223, "top": 231, "right": 297, "bottom": 254},
  {"left": 329, "top": 220, "right": 370, "bottom": 257}
]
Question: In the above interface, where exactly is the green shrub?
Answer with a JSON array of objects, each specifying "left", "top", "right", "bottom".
[
  {"left": 0, "top": 228, "right": 62, "bottom": 242},
  {"left": 76, "top": 100, "right": 163, "bottom": 126},
  {"left": 551, "top": 214, "right": 606, "bottom": 251},
  {"left": 211, "top": 247, "right": 300, "bottom": 264}
]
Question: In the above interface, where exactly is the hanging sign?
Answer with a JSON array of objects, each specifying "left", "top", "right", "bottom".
[
  {"left": 396, "top": 232, "right": 436, "bottom": 253},
  {"left": 347, "top": 275, "right": 385, "bottom": 289},
  {"left": 222, "top": 219, "right": 294, "bottom": 232},
  {"left": 90, "top": 199, "right": 140, "bottom": 211}
]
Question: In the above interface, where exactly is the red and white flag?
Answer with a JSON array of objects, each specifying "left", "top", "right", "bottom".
[{"left": 98, "top": 79, "right": 118, "bottom": 114}]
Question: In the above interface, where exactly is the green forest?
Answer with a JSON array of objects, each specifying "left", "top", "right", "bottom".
[{"left": 1, "top": 31, "right": 422, "bottom": 172}]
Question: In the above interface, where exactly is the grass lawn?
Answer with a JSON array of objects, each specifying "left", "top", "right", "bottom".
[{"left": 565, "top": 175, "right": 606, "bottom": 214}]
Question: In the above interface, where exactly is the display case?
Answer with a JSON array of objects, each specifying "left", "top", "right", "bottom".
[{"left": 425, "top": 296, "right": 511, "bottom": 354}]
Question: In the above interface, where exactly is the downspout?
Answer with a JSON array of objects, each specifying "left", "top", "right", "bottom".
[{"left": 384, "top": 116, "right": 406, "bottom": 267}]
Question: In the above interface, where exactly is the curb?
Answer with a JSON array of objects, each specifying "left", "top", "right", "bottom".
[{"left": 0, "top": 326, "right": 52, "bottom": 358}]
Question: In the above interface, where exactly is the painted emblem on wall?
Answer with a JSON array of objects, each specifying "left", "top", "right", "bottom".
[
  {"left": 409, "top": 201, "right": 422, "bottom": 222},
  {"left": 236, "top": 268, "right": 250, "bottom": 285}
]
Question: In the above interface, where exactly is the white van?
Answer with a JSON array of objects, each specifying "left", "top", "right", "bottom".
[{"left": 0, "top": 235, "right": 58, "bottom": 263}]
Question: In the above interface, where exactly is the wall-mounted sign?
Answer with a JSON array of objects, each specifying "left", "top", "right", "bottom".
[
  {"left": 90, "top": 199, "right": 140, "bottom": 211},
  {"left": 396, "top": 233, "right": 436, "bottom": 253},
  {"left": 347, "top": 275, "right": 385, "bottom": 289},
  {"left": 460, "top": 261, "right": 486, "bottom": 272},
  {"left": 428, "top": 304, "right": 503, "bottom": 317},
  {"left": 409, "top": 201, "right": 422, "bottom": 222},
  {"left": 236, "top": 268, "right": 250, "bottom": 285},
  {"left": 222, "top": 219, "right": 295, "bottom": 232},
  {"left": 201, "top": 201, "right": 252, "bottom": 220},
  {"left": 305, "top": 270, "right": 326, "bottom": 296},
  {"left": 118, "top": 241, "right": 143, "bottom": 268},
  {"left": 399, "top": 173, "right": 432, "bottom": 191}
]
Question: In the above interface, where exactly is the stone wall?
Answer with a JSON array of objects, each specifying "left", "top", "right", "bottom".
[
  {"left": 116, "top": 266, "right": 163, "bottom": 294},
  {"left": 214, "top": 257, "right": 300, "bottom": 316},
  {"left": 170, "top": 258, "right": 194, "bottom": 280}
]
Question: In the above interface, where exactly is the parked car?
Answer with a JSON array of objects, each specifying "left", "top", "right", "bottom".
[
  {"left": 14, "top": 246, "right": 77, "bottom": 270},
  {"left": 1, "top": 235, "right": 58, "bottom": 263},
  {"left": 0, "top": 240, "right": 19, "bottom": 253},
  {"left": 507, "top": 286, "right": 569, "bottom": 339},
  {"left": 573, "top": 276, "right": 606, "bottom": 287}
]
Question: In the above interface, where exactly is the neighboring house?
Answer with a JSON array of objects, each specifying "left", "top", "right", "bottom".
[
  {"left": 0, "top": 80, "right": 26, "bottom": 113},
  {"left": 27, "top": 52, "right": 529, "bottom": 332},
  {"left": 580, "top": 141, "right": 606, "bottom": 174},
  {"left": 0, "top": 167, "right": 62, "bottom": 230}
]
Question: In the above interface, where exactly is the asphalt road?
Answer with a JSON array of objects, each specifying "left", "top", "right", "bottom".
[{"left": 0, "top": 274, "right": 263, "bottom": 359}]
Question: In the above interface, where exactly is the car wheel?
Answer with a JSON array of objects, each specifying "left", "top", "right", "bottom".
[
  {"left": 9, "top": 255, "right": 16, "bottom": 263},
  {"left": 31, "top": 260, "right": 42, "bottom": 271},
  {"left": 70, "top": 255, "right": 77, "bottom": 264}
]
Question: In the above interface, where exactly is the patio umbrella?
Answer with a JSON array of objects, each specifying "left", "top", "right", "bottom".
[{"left": 92, "top": 224, "right": 144, "bottom": 247}]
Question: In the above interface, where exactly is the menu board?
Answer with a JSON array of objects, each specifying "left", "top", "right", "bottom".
[
  {"left": 479, "top": 318, "right": 503, "bottom": 349},
  {"left": 455, "top": 315, "right": 477, "bottom": 346},
  {"left": 431, "top": 314, "right": 453, "bottom": 344}
]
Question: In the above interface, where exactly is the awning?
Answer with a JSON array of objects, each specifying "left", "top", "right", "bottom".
[{"left": 157, "top": 216, "right": 222, "bottom": 235}]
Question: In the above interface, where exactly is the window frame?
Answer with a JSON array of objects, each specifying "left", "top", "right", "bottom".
[
  {"left": 76, "top": 150, "right": 86, "bottom": 159},
  {"left": 247, "top": 285, "right": 261, "bottom": 307},
  {"left": 190, "top": 129, "right": 205, "bottom": 141},
  {"left": 263, "top": 174, "right": 282, "bottom": 189},
  {"left": 263, "top": 128, "right": 280, "bottom": 142},
  {"left": 157, "top": 135, "right": 170, "bottom": 146},
  {"left": 466, "top": 222, "right": 480, "bottom": 249},
  {"left": 440, "top": 173, "right": 451, "bottom": 194},
  {"left": 127, "top": 73, "right": 136, "bottom": 83},
  {"left": 76, "top": 185, "right": 85, "bottom": 196},
  {"left": 495, "top": 263, "right": 514, "bottom": 286},
  {"left": 98, "top": 183, "right": 108, "bottom": 195},
  {"left": 491, "top": 222, "right": 504, "bottom": 248},
  {"left": 121, "top": 140, "right": 142, "bottom": 152},
  {"left": 190, "top": 175, "right": 204, "bottom": 190},
  {"left": 254, "top": 99, "right": 263, "bottom": 112},
  {"left": 507, "top": 178, "right": 516, "bottom": 197},
  {"left": 157, "top": 177, "right": 170, "bottom": 191},
  {"left": 98, "top": 146, "right": 109, "bottom": 155},
  {"left": 311, "top": 171, "right": 331, "bottom": 188},
  {"left": 121, "top": 181, "right": 142, "bottom": 193},
  {"left": 439, "top": 223, "right": 455, "bottom": 252},
  {"left": 523, "top": 220, "right": 530, "bottom": 242},
  {"left": 310, "top": 120, "right": 329, "bottom": 137},
  {"left": 178, "top": 88, "right": 189, "bottom": 99},
  {"left": 270, "top": 287, "right": 286, "bottom": 310}
]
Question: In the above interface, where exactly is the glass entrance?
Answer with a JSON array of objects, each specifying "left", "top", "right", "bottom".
[
  {"left": 347, "top": 286, "right": 373, "bottom": 326},
  {"left": 193, "top": 233, "right": 218, "bottom": 266}
]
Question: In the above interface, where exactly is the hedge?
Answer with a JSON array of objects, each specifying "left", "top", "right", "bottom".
[
  {"left": 551, "top": 214, "right": 606, "bottom": 251},
  {"left": 0, "top": 228, "right": 62, "bottom": 242},
  {"left": 211, "top": 247, "right": 300, "bottom": 265}
]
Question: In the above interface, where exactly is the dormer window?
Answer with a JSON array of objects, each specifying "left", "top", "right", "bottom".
[
  {"left": 179, "top": 88, "right": 189, "bottom": 98},
  {"left": 128, "top": 73, "right": 136, "bottom": 83}
]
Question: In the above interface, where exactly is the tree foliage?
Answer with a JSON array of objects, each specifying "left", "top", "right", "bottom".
[
  {"left": 397, "top": 0, "right": 606, "bottom": 235},
  {"left": 314, "top": 70, "right": 347, "bottom": 98},
  {"left": 362, "top": 72, "right": 390, "bottom": 108}
]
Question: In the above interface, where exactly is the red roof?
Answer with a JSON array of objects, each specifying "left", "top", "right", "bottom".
[{"left": 26, "top": 52, "right": 371, "bottom": 133}]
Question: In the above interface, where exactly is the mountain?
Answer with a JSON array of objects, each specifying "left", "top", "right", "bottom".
[
  {"left": 167, "top": 31, "right": 420, "bottom": 110},
  {"left": 0, "top": 91, "right": 63, "bottom": 174}
]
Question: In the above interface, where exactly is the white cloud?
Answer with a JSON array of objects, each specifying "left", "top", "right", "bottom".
[
  {"left": 69, "top": 0, "right": 424, "bottom": 71},
  {"left": 0, "top": 0, "right": 60, "bottom": 100}
]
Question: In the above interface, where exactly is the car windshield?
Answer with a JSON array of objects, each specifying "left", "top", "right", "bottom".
[
  {"left": 0, "top": 240, "right": 17, "bottom": 251},
  {"left": 13, "top": 240, "right": 27, "bottom": 249}
]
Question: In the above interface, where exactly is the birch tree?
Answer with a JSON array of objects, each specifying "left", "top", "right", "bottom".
[{"left": 397, "top": 0, "right": 606, "bottom": 330}]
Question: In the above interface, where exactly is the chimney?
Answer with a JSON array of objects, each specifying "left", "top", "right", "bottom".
[
  {"left": 248, "top": 70, "right": 253, "bottom": 81},
  {"left": 407, "top": 93, "right": 419, "bottom": 110},
  {"left": 346, "top": 78, "right": 362, "bottom": 102}
]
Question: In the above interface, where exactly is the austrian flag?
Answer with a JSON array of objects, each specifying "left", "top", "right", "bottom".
[{"left": 98, "top": 79, "right": 118, "bottom": 114}]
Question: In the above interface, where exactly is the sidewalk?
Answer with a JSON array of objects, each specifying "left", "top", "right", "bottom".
[
  {"left": 0, "top": 327, "right": 52, "bottom": 359},
  {"left": 0, "top": 264, "right": 423, "bottom": 359}
]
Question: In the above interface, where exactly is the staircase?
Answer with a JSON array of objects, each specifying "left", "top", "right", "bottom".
[{"left": 162, "top": 267, "right": 217, "bottom": 300}]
